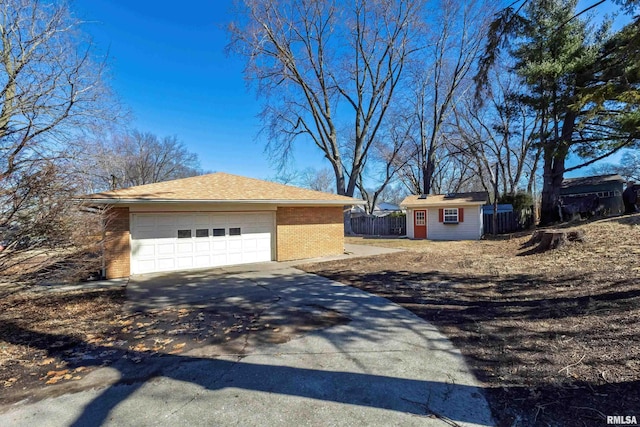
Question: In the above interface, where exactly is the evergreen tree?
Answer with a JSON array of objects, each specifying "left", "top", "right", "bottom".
[{"left": 477, "top": 0, "right": 640, "bottom": 224}]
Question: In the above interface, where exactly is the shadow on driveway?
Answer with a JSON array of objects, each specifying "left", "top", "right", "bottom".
[{"left": 1, "top": 266, "right": 493, "bottom": 426}]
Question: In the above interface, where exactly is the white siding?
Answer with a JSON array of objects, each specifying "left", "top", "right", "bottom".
[
  {"left": 406, "top": 209, "right": 415, "bottom": 238},
  {"left": 427, "top": 205, "right": 483, "bottom": 240}
]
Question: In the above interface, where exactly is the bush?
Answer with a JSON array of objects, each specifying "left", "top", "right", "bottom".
[{"left": 499, "top": 191, "right": 534, "bottom": 212}]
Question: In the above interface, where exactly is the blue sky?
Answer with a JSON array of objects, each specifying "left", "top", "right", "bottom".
[
  {"left": 75, "top": 0, "right": 628, "bottom": 184},
  {"left": 76, "top": 0, "right": 321, "bottom": 180}
]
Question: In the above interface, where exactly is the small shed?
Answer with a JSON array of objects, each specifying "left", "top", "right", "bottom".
[
  {"left": 560, "top": 174, "right": 625, "bottom": 216},
  {"left": 401, "top": 192, "right": 488, "bottom": 240}
]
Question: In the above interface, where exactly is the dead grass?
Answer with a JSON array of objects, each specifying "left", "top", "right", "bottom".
[
  {"left": 302, "top": 214, "right": 640, "bottom": 426},
  {"left": 2, "top": 215, "right": 638, "bottom": 423},
  {"left": 0, "top": 283, "right": 348, "bottom": 405}
]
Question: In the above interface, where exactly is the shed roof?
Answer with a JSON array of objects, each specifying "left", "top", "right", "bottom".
[
  {"left": 401, "top": 192, "right": 488, "bottom": 207},
  {"left": 561, "top": 174, "right": 625, "bottom": 188},
  {"left": 81, "top": 172, "right": 364, "bottom": 205}
]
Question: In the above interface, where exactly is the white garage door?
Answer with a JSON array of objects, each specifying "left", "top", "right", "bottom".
[{"left": 130, "top": 212, "right": 274, "bottom": 274}]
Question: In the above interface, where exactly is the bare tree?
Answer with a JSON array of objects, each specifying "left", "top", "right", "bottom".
[
  {"left": 298, "top": 167, "right": 335, "bottom": 193},
  {"left": 269, "top": 167, "right": 335, "bottom": 193},
  {"left": 404, "top": 0, "right": 490, "bottom": 195},
  {"left": 592, "top": 150, "right": 640, "bottom": 182},
  {"left": 0, "top": 0, "right": 115, "bottom": 181},
  {"left": 375, "top": 182, "right": 408, "bottom": 206},
  {"left": 83, "top": 130, "right": 202, "bottom": 191},
  {"left": 229, "top": 0, "right": 423, "bottom": 230},
  {"left": 448, "top": 70, "right": 542, "bottom": 198},
  {"left": 0, "top": 0, "right": 117, "bottom": 283},
  {"left": 429, "top": 148, "right": 484, "bottom": 194},
  {"left": 356, "top": 109, "right": 413, "bottom": 213}
]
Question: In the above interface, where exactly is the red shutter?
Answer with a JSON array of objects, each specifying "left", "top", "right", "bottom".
[
  {"left": 438, "top": 209, "right": 443, "bottom": 222},
  {"left": 459, "top": 208, "right": 464, "bottom": 222}
]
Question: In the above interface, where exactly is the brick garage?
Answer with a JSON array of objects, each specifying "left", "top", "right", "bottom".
[
  {"left": 104, "top": 207, "right": 131, "bottom": 279},
  {"left": 276, "top": 206, "right": 344, "bottom": 261},
  {"left": 83, "top": 173, "right": 361, "bottom": 278}
]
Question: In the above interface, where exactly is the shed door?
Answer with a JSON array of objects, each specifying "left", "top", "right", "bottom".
[
  {"left": 414, "top": 210, "right": 427, "bottom": 239},
  {"left": 130, "top": 212, "right": 274, "bottom": 274}
]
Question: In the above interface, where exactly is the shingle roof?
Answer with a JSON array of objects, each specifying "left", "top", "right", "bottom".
[
  {"left": 401, "top": 192, "right": 488, "bottom": 207},
  {"left": 561, "top": 174, "right": 625, "bottom": 188},
  {"left": 81, "top": 172, "right": 363, "bottom": 205}
]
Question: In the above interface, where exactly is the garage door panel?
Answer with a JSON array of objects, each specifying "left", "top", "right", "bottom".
[
  {"left": 193, "top": 215, "right": 210, "bottom": 226},
  {"left": 177, "top": 253, "right": 194, "bottom": 265},
  {"left": 135, "top": 231, "right": 157, "bottom": 240},
  {"left": 157, "top": 243, "right": 175, "bottom": 255},
  {"left": 212, "top": 239, "right": 227, "bottom": 250},
  {"left": 195, "top": 241, "right": 211, "bottom": 252},
  {"left": 212, "top": 254, "right": 227, "bottom": 266},
  {"left": 157, "top": 257, "right": 176, "bottom": 269},
  {"left": 131, "top": 212, "right": 274, "bottom": 274},
  {"left": 137, "top": 245, "right": 155, "bottom": 257},
  {"left": 195, "top": 255, "right": 211, "bottom": 266},
  {"left": 177, "top": 242, "right": 193, "bottom": 253},
  {"left": 242, "top": 239, "right": 257, "bottom": 250},
  {"left": 228, "top": 239, "right": 242, "bottom": 251},
  {"left": 156, "top": 216, "right": 176, "bottom": 227},
  {"left": 227, "top": 253, "right": 243, "bottom": 264},
  {"left": 176, "top": 216, "right": 194, "bottom": 227},
  {"left": 137, "top": 259, "right": 157, "bottom": 273},
  {"left": 242, "top": 252, "right": 257, "bottom": 263},
  {"left": 256, "top": 237, "right": 271, "bottom": 250},
  {"left": 136, "top": 226, "right": 173, "bottom": 239}
]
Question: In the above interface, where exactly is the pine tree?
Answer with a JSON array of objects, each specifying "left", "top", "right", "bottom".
[{"left": 477, "top": 0, "right": 640, "bottom": 224}]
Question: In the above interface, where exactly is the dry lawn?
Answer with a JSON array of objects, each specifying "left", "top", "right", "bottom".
[
  {"left": 301, "top": 214, "right": 640, "bottom": 426},
  {"left": 0, "top": 284, "right": 346, "bottom": 406},
  {"left": 1, "top": 214, "right": 638, "bottom": 425}
]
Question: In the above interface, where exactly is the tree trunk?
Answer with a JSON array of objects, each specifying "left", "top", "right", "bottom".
[
  {"left": 343, "top": 209, "right": 354, "bottom": 236},
  {"left": 526, "top": 229, "right": 585, "bottom": 251},
  {"left": 539, "top": 111, "right": 575, "bottom": 225},
  {"left": 422, "top": 143, "right": 437, "bottom": 195},
  {"left": 539, "top": 150, "right": 566, "bottom": 225}
]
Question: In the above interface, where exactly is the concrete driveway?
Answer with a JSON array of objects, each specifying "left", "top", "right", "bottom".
[{"left": 0, "top": 257, "right": 494, "bottom": 426}]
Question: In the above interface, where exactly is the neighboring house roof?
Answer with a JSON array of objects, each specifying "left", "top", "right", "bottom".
[
  {"left": 81, "top": 172, "right": 364, "bottom": 205},
  {"left": 401, "top": 192, "right": 488, "bottom": 207},
  {"left": 375, "top": 202, "right": 401, "bottom": 211},
  {"left": 351, "top": 202, "right": 401, "bottom": 214},
  {"left": 561, "top": 174, "right": 625, "bottom": 189}
]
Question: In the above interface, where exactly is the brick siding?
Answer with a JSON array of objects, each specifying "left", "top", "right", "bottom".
[
  {"left": 276, "top": 206, "right": 344, "bottom": 261},
  {"left": 104, "top": 207, "right": 130, "bottom": 279}
]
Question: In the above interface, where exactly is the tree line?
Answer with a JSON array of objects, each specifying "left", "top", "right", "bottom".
[
  {"left": 229, "top": 0, "right": 640, "bottom": 224},
  {"left": 0, "top": 0, "right": 202, "bottom": 282}
]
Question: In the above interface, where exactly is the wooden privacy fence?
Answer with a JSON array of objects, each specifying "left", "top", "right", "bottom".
[
  {"left": 351, "top": 215, "right": 406, "bottom": 236},
  {"left": 483, "top": 206, "right": 534, "bottom": 235}
]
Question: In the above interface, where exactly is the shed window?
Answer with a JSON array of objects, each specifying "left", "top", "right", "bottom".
[
  {"left": 177, "top": 229, "right": 192, "bottom": 238},
  {"left": 212, "top": 228, "right": 225, "bottom": 237},
  {"left": 196, "top": 229, "right": 209, "bottom": 238},
  {"left": 443, "top": 208, "right": 459, "bottom": 224},
  {"left": 229, "top": 227, "right": 241, "bottom": 236}
]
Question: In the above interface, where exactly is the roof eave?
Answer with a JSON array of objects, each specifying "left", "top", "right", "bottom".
[
  {"left": 77, "top": 198, "right": 366, "bottom": 206},
  {"left": 402, "top": 201, "right": 487, "bottom": 208}
]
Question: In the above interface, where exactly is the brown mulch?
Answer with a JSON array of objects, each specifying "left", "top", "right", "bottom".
[{"left": 301, "top": 215, "right": 640, "bottom": 426}]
